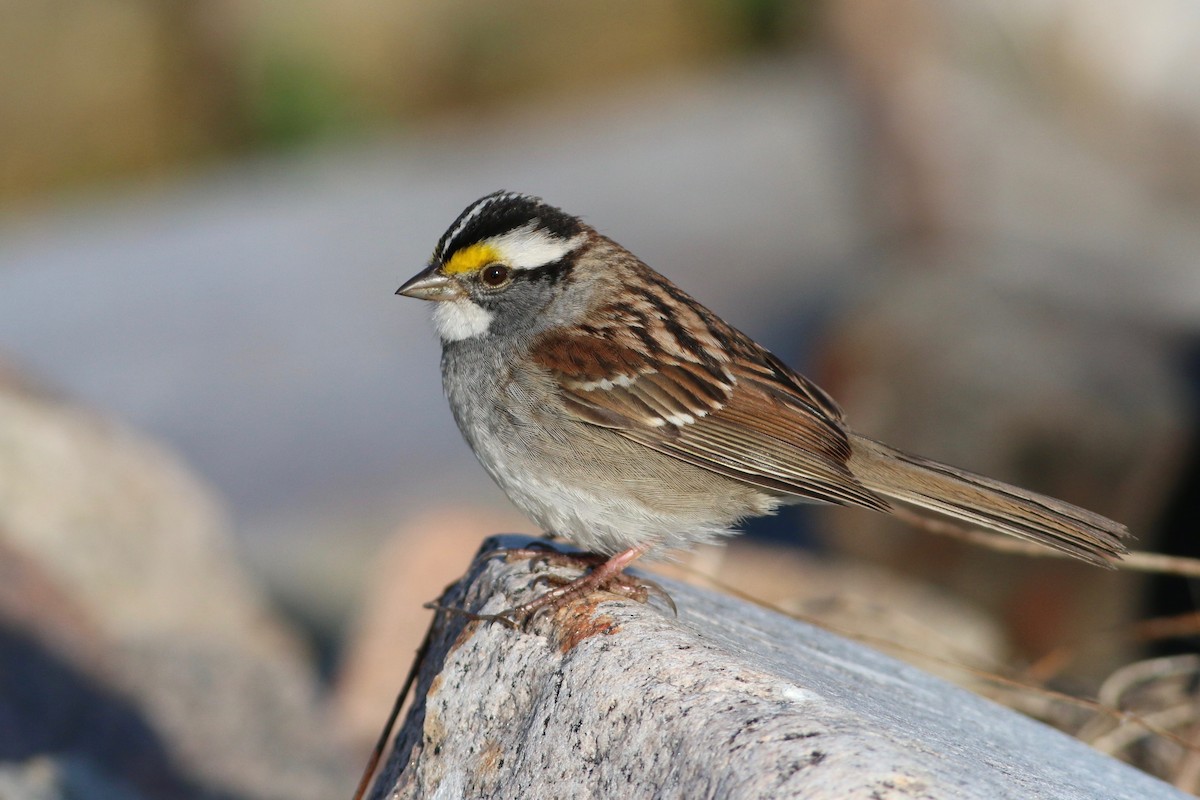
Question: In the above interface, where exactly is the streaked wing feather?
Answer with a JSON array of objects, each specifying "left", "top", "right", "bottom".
[
  {"left": 533, "top": 324, "right": 887, "bottom": 510},
  {"left": 617, "top": 389, "right": 889, "bottom": 510},
  {"left": 753, "top": 350, "right": 847, "bottom": 423}
]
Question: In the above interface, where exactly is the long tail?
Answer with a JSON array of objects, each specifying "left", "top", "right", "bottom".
[{"left": 847, "top": 434, "right": 1129, "bottom": 567}]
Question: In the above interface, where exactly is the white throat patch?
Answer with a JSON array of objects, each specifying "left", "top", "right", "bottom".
[
  {"left": 492, "top": 223, "right": 585, "bottom": 271},
  {"left": 432, "top": 299, "right": 494, "bottom": 341}
]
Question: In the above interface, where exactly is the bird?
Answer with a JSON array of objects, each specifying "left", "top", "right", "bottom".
[{"left": 397, "top": 191, "right": 1128, "bottom": 622}]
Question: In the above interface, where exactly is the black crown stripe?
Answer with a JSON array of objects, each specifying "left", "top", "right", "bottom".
[{"left": 436, "top": 191, "right": 584, "bottom": 262}]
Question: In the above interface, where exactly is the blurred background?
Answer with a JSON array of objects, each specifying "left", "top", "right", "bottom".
[{"left": 2, "top": 1, "right": 1199, "bottom": 797}]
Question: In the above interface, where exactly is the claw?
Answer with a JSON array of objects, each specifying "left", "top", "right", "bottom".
[
  {"left": 642, "top": 576, "right": 678, "bottom": 617},
  {"left": 604, "top": 573, "right": 677, "bottom": 616},
  {"left": 422, "top": 600, "right": 520, "bottom": 629},
  {"left": 529, "top": 572, "right": 573, "bottom": 591}
]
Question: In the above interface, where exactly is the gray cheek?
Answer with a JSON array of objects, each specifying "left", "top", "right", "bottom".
[{"left": 475, "top": 281, "right": 558, "bottom": 339}]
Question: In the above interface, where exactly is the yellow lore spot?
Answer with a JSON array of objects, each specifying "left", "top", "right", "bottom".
[{"left": 442, "top": 243, "right": 501, "bottom": 275}]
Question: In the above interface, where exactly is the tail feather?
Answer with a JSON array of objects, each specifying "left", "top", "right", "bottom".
[{"left": 847, "top": 434, "right": 1129, "bottom": 567}]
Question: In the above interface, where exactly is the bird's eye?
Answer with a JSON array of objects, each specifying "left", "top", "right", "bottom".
[{"left": 480, "top": 263, "right": 510, "bottom": 287}]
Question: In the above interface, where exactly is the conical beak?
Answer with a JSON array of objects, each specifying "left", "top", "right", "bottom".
[{"left": 396, "top": 266, "right": 464, "bottom": 301}]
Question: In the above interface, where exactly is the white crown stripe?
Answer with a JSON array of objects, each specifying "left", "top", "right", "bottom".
[
  {"left": 491, "top": 226, "right": 585, "bottom": 271},
  {"left": 440, "top": 196, "right": 498, "bottom": 256},
  {"left": 440, "top": 192, "right": 526, "bottom": 256}
]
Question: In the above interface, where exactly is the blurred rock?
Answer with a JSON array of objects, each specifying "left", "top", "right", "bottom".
[
  {"left": 816, "top": 267, "right": 1189, "bottom": 679},
  {"left": 0, "top": 535, "right": 105, "bottom": 675},
  {"left": 0, "top": 757, "right": 150, "bottom": 800},
  {"left": 0, "top": 372, "right": 294, "bottom": 659},
  {"left": 0, "top": 508, "right": 192, "bottom": 798},
  {"left": 118, "top": 637, "right": 352, "bottom": 800},
  {"left": 0, "top": 623, "right": 191, "bottom": 799},
  {"left": 0, "top": 369, "right": 356, "bottom": 798}
]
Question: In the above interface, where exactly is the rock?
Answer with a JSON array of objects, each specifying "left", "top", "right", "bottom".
[
  {"left": 336, "top": 516, "right": 1008, "bottom": 753},
  {"left": 654, "top": 540, "right": 1006, "bottom": 686},
  {"left": 333, "top": 506, "right": 531, "bottom": 750},
  {"left": 367, "top": 536, "right": 1188, "bottom": 800}
]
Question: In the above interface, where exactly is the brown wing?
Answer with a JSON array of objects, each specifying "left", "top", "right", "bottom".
[{"left": 531, "top": 302, "right": 889, "bottom": 511}]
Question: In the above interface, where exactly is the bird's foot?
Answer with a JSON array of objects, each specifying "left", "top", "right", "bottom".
[{"left": 428, "top": 543, "right": 673, "bottom": 629}]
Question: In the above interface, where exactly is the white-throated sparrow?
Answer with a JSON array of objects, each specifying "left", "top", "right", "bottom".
[{"left": 398, "top": 191, "right": 1128, "bottom": 620}]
